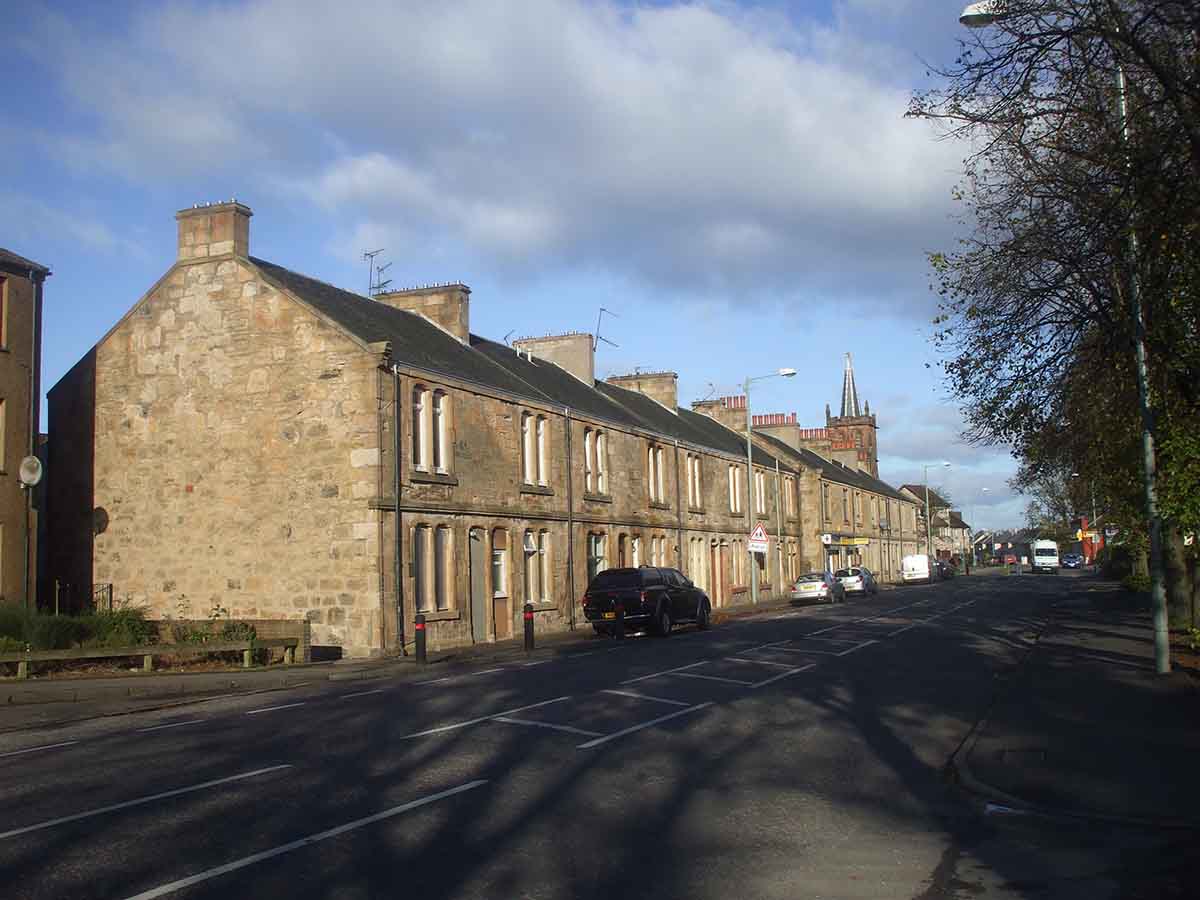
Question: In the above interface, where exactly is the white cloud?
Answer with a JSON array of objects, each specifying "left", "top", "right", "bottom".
[
  {"left": 21, "top": 0, "right": 966, "bottom": 307},
  {"left": 0, "top": 192, "right": 148, "bottom": 260}
]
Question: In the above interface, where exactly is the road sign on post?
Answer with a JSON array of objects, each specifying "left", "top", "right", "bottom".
[{"left": 748, "top": 523, "right": 769, "bottom": 554}]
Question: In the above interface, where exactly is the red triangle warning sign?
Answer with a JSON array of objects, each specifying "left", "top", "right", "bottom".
[{"left": 749, "top": 523, "right": 768, "bottom": 542}]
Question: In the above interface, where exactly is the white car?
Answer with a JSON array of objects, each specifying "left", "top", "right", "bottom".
[
  {"left": 835, "top": 566, "right": 878, "bottom": 595},
  {"left": 790, "top": 572, "right": 846, "bottom": 603}
]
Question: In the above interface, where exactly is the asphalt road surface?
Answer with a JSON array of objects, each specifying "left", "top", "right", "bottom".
[{"left": 0, "top": 572, "right": 1163, "bottom": 899}]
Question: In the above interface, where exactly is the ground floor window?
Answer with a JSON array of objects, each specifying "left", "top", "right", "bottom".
[
  {"left": 492, "top": 528, "right": 508, "bottom": 598},
  {"left": 587, "top": 532, "right": 607, "bottom": 582}
]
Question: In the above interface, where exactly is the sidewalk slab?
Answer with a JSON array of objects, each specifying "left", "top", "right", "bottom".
[{"left": 957, "top": 586, "right": 1200, "bottom": 827}]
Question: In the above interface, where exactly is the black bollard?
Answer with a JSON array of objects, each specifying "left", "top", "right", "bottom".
[
  {"left": 414, "top": 613, "right": 427, "bottom": 664},
  {"left": 523, "top": 604, "right": 535, "bottom": 651}
]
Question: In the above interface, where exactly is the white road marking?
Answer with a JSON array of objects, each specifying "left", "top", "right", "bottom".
[
  {"left": 522, "top": 660, "right": 550, "bottom": 667},
  {"left": 725, "top": 657, "right": 795, "bottom": 669},
  {"left": 471, "top": 668, "right": 505, "bottom": 676},
  {"left": 577, "top": 703, "right": 713, "bottom": 750},
  {"left": 764, "top": 645, "right": 844, "bottom": 656},
  {"left": 837, "top": 640, "right": 878, "bottom": 657},
  {"left": 415, "top": 676, "right": 454, "bottom": 685},
  {"left": 121, "top": 780, "right": 488, "bottom": 900},
  {"left": 245, "top": 702, "right": 306, "bottom": 716},
  {"left": 887, "top": 623, "right": 920, "bottom": 637},
  {"left": 599, "top": 689, "right": 692, "bottom": 708},
  {"left": 492, "top": 717, "right": 602, "bottom": 738},
  {"left": 620, "top": 660, "right": 708, "bottom": 685},
  {"left": 136, "top": 720, "right": 206, "bottom": 733},
  {"left": 751, "top": 663, "right": 816, "bottom": 689},
  {"left": 0, "top": 740, "right": 79, "bottom": 759},
  {"left": 342, "top": 689, "right": 385, "bottom": 699},
  {"left": 399, "top": 696, "right": 571, "bottom": 740},
  {"left": 0, "top": 765, "right": 292, "bottom": 841},
  {"left": 670, "top": 672, "right": 755, "bottom": 686}
]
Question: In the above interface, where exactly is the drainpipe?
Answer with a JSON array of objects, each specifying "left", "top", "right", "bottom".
[
  {"left": 673, "top": 439, "right": 683, "bottom": 575},
  {"left": 564, "top": 406, "right": 575, "bottom": 630},
  {"left": 775, "top": 458, "right": 783, "bottom": 597},
  {"left": 393, "top": 365, "right": 406, "bottom": 654},
  {"left": 25, "top": 267, "right": 45, "bottom": 611}
]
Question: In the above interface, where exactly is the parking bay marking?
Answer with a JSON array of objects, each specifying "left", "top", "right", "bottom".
[
  {"left": 599, "top": 689, "right": 692, "bottom": 708},
  {"left": 137, "top": 720, "right": 207, "bottom": 733},
  {"left": 245, "top": 702, "right": 306, "bottom": 716},
  {"left": 121, "top": 780, "right": 489, "bottom": 900},
  {"left": 621, "top": 660, "right": 708, "bottom": 686},
  {"left": 577, "top": 703, "right": 713, "bottom": 750},
  {"left": 492, "top": 717, "right": 603, "bottom": 738},
  {"left": 0, "top": 765, "right": 293, "bottom": 841},
  {"left": 669, "top": 671, "right": 755, "bottom": 686},
  {"left": 725, "top": 657, "right": 796, "bottom": 670},
  {"left": 398, "top": 696, "right": 571, "bottom": 740},
  {"left": 751, "top": 663, "right": 815, "bottom": 689}
]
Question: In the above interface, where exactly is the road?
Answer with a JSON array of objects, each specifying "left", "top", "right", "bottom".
[{"left": 0, "top": 572, "right": 1150, "bottom": 899}]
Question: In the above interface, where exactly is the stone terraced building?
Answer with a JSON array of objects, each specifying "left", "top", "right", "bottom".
[{"left": 46, "top": 202, "right": 921, "bottom": 657}]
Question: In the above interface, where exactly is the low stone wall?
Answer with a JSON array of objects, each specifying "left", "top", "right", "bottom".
[{"left": 151, "top": 618, "right": 311, "bottom": 663}]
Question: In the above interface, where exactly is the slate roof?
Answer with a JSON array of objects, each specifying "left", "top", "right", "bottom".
[
  {"left": 899, "top": 484, "right": 953, "bottom": 509},
  {"left": 252, "top": 256, "right": 793, "bottom": 469},
  {"left": 754, "top": 431, "right": 910, "bottom": 501},
  {"left": 0, "top": 248, "right": 50, "bottom": 277}
]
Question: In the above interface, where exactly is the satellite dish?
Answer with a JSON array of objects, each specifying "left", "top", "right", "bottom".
[{"left": 18, "top": 456, "right": 43, "bottom": 488}]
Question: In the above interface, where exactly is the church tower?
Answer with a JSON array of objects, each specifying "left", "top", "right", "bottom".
[{"left": 825, "top": 353, "right": 879, "bottom": 477}]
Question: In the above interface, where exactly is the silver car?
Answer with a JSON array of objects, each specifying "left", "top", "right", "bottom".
[
  {"left": 790, "top": 571, "right": 846, "bottom": 603},
  {"left": 835, "top": 566, "right": 878, "bottom": 595}
]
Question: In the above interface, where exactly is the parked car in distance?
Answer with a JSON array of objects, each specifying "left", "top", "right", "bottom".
[
  {"left": 835, "top": 566, "right": 878, "bottom": 595},
  {"left": 581, "top": 566, "right": 711, "bottom": 637},
  {"left": 1062, "top": 553, "right": 1083, "bottom": 569},
  {"left": 790, "top": 571, "right": 845, "bottom": 603},
  {"left": 900, "top": 554, "right": 934, "bottom": 585},
  {"left": 1004, "top": 553, "right": 1018, "bottom": 565},
  {"left": 935, "top": 559, "right": 956, "bottom": 580}
]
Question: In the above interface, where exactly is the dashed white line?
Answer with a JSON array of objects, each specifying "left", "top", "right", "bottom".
[
  {"left": 415, "top": 676, "right": 454, "bottom": 686},
  {"left": 245, "top": 702, "right": 306, "bottom": 716},
  {"left": 599, "top": 689, "right": 692, "bottom": 708},
  {"left": 0, "top": 740, "right": 78, "bottom": 759},
  {"left": 0, "top": 765, "right": 292, "bottom": 841},
  {"left": 399, "top": 696, "right": 571, "bottom": 740},
  {"left": 577, "top": 703, "right": 713, "bottom": 750},
  {"left": 471, "top": 668, "right": 505, "bottom": 676},
  {"left": 522, "top": 660, "right": 550, "bottom": 667},
  {"left": 121, "top": 780, "right": 489, "bottom": 900},
  {"left": 493, "top": 716, "right": 603, "bottom": 738},
  {"left": 137, "top": 720, "right": 206, "bottom": 733},
  {"left": 342, "top": 689, "right": 384, "bottom": 699}
]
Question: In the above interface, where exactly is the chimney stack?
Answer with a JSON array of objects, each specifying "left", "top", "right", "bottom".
[
  {"left": 606, "top": 371, "right": 678, "bottom": 412},
  {"left": 691, "top": 395, "right": 749, "bottom": 432},
  {"left": 511, "top": 332, "right": 595, "bottom": 384},
  {"left": 176, "top": 201, "right": 252, "bottom": 261},
  {"left": 375, "top": 283, "right": 471, "bottom": 344}
]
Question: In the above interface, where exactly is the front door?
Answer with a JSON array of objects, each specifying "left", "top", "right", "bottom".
[{"left": 469, "top": 528, "right": 487, "bottom": 643}]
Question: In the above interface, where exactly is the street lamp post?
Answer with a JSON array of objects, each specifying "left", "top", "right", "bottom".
[
  {"left": 922, "top": 462, "right": 951, "bottom": 563},
  {"left": 745, "top": 368, "right": 797, "bottom": 605}
]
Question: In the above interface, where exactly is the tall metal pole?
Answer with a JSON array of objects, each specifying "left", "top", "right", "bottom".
[
  {"left": 1116, "top": 58, "right": 1169, "bottom": 673},
  {"left": 745, "top": 377, "right": 758, "bottom": 606}
]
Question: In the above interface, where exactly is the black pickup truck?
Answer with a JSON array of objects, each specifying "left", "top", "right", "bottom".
[{"left": 581, "top": 566, "right": 711, "bottom": 637}]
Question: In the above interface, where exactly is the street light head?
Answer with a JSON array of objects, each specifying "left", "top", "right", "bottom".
[
  {"left": 1071, "top": 472, "right": 1080, "bottom": 478},
  {"left": 960, "top": 0, "right": 1003, "bottom": 28},
  {"left": 942, "top": 461, "right": 951, "bottom": 468},
  {"left": 777, "top": 368, "right": 797, "bottom": 378}
]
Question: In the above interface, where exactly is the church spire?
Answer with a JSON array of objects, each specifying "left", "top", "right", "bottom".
[{"left": 840, "top": 352, "right": 861, "bottom": 417}]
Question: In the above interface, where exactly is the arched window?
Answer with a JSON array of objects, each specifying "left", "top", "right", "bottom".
[
  {"left": 413, "top": 524, "right": 432, "bottom": 612},
  {"left": 523, "top": 529, "right": 538, "bottom": 604},
  {"left": 434, "top": 525, "right": 452, "bottom": 611},
  {"left": 583, "top": 427, "right": 594, "bottom": 492},
  {"left": 595, "top": 431, "right": 607, "bottom": 493},
  {"left": 412, "top": 386, "right": 429, "bottom": 470},
  {"left": 538, "top": 530, "right": 550, "bottom": 603},
  {"left": 432, "top": 390, "right": 448, "bottom": 473},
  {"left": 521, "top": 412, "right": 534, "bottom": 484},
  {"left": 536, "top": 416, "right": 547, "bottom": 485}
]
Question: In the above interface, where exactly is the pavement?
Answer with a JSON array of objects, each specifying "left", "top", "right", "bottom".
[
  {"left": 0, "top": 593, "right": 802, "bottom": 734},
  {"left": 951, "top": 576, "right": 1200, "bottom": 828}
]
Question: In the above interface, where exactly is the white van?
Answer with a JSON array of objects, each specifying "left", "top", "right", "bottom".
[
  {"left": 1030, "top": 539, "right": 1060, "bottom": 574},
  {"left": 900, "top": 554, "right": 933, "bottom": 584}
]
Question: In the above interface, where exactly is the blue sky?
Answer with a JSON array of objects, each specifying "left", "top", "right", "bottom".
[{"left": 1, "top": 0, "right": 1024, "bottom": 530}]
